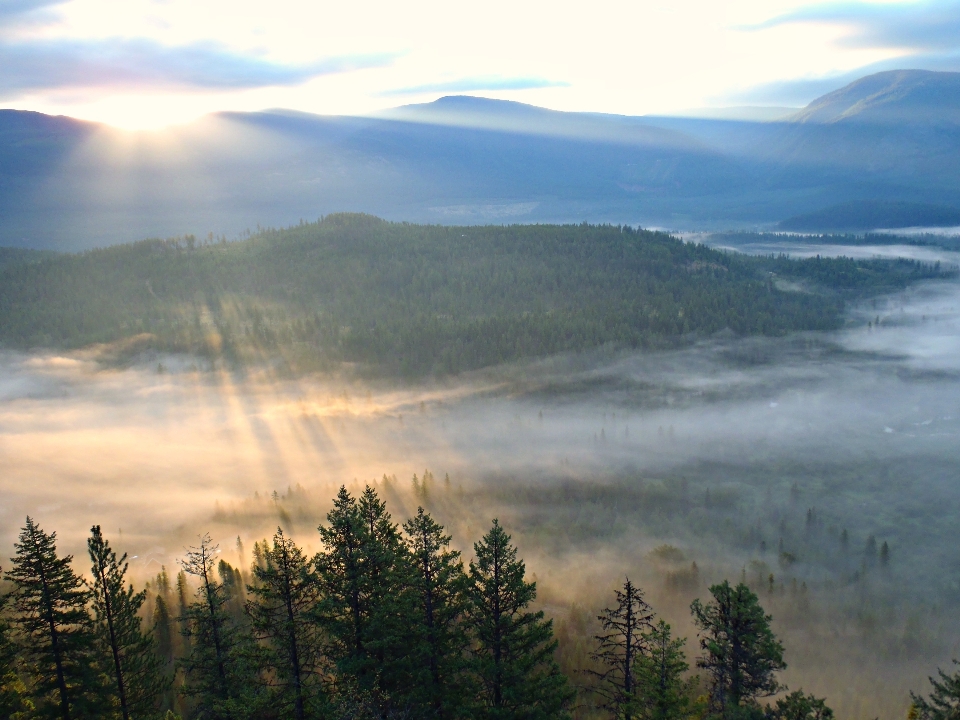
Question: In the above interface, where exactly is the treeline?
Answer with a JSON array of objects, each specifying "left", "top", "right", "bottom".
[
  {"left": 2, "top": 487, "right": 953, "bottom": 719},
  {"left": 0, "top": 215, "right": 948, "bottom": 377}
]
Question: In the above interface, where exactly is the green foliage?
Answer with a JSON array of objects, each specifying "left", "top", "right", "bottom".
[
  {"left": 756, "top": 253, "right": 948, "bottom": 296},
  {"left": 690, "top": 581, "right": 785, "bottom": 719},
  {"left": 588, "top": 578, "right": 655, "bottom": 719},
  {"left": 87, "top": 525, "right": 167, "bottom": 719},
  {"left": 764, "top": 690, "right": 833, "bottom": 720},
  {"left": 2, "top": 215, "right": 940, "bottom": 376},
  {"left": 635, "top": 620, "right": 691, "bottom": 720},
  {"left": 245, "top": 528, "right": 324, "bottom": 720},
  {"left": 401, "top": 507, "right": 473, "bottom": 719},
  {"left": 910, "top": 660, "right": 960, "bottom": 720},
  {"left": 4, "top": 517, "right": 103, "bottom": 720},
  {"left": 0, "top": 590, "right": 32, "bottom": 718},
  {"left": 178, "top": 535, "right": 265, "bottom": 720},
  {"left": 467, "top": 519, "right": 573, "bottom": 720}
]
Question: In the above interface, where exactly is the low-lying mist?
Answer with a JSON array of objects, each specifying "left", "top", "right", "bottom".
[{"left": 3, "top": 249, "right": 960, "bottom": 719}]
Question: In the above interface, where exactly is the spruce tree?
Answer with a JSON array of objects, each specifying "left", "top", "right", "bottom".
[
  {"left": 690, "top": 581, "right": 785, "bottom": 719},
  {"left": 466, "top": 519, "right": 572, "bottom": 720},
  {"left": 5, "top": 517, "right": 101, "bottom": 720},
  {"left": 314, "top": 485, "right": 410, "bottom": 712},
  {"left": 246, "top": 528, "right": 324, "bottom": 720},
  {"left": 588, "top": 578, "right": 654, "bottom": 720},
  {"left": 402, "top": 507, "right": 472, "bottom": 719},
  {"left": 635, "top": 620, "right": 690, "bottom": 720},
  {"left": 87, "top": 525, "right": 167, "bottom": 720},
  {"left": 179, "top": 534, "right": 264, "bottom": 720},
  {"left": 910, "top": 660, "right": 960, "bottom": 720}
]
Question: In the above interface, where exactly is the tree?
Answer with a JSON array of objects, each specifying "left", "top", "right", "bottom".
[
  {"left": 179, "top": 534, "right": 263, "bottom": 720},
  {"left": 87, "top": 525, "right": 167, "bottom": 720},
  {"left": 690, "top": 581, "right": 785, "bottom": 719},
  {"left": 314, "top": 485, "right": 410, "bottom": 712},
  {"left": 910, "top": 660, "right": 960, "bottom": 720},
  {"left": 765, "top": 690, "right": 833, "bottom": 719},
  {"left": 246, "top": 527, "right": 324, "bottom": 720},
  {"left": 4, "top": 517, "right": 101, "bottom": 720},
  {"left": 0, "top": 588, "right": 32, "bottom": 718},
  {"left": 588, "top": 578, "right": 654, "bottom": 720},
  {"left": 635, "top": 620, "right": 691, "bottom": 720},
  {"left": 402, "top": 507, "right": 472, "bottom": 719},
  {"left": 467, "top": 519, "right": 572, "bottom": 720}
]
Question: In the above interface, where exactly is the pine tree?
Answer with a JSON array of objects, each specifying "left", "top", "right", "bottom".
[
  {"left": 910, "top": 660, "right": 960, "bottom": 720},
  {"left": 766, "top": 690, "right": 833, "bottom": 719},
  {"left": 314, "top": 485, "right": 410, "bottom": 712},
  {"left": 690, "top": 581, "right": 785, "bottom": 719},
  {"left": 4, "top": 517, "right": 102, "bottom": 720},
  {"left": 87, "top": 525, "right": 167, "bottom": 720},
  {"left": 635, "top": 620, "right": 690, "bottom": 720},
  {"left": 466, "top": 519, "right": 572, "bottom": 720},
  {"left": 179, "top": 534, "right": 264, "bottom": 720},
  {"left": 246, "top": 527, "right": 324, "bottom": 720},
  {"left": 588, "top": 578, "right": 654, "bottom": 720},
  {"left": 402, "top": 507, "right": 472, "bottom": 719}
]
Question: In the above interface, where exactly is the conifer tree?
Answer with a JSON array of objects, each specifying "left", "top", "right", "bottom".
[
  {"left": 766, "top": 690, "right": 833, "bottom": 719},
  {"left": 466, "top": 519, "right": 572, "bottom": 720},
  {"left": 315, "top": 485, "right": 410, "bottom": 712},
  {"left": 5, "top": 517, "right": 102, "bottom": 720},
  {"left": 588, "top": 578, "right": 654, "bottom": 720},
  {"left": 635, "top": 620, "right": 690, "bottom": 720},
  {"left": 247, "top": 528, "right": 324, "bottom": 720},
  {"left": 179, "top": 534, "right": 264, "bottom": 720},
  {"left": 87, "top": 525, "right": 167, "bottom": 720},
  {"left": 0, "top": 588, "right": 31, "bottom": 718},
  {"left": 402, "top": 507, "right": 472, "bottom": 719},
  {"left": 910, "top": 660, "right": 960, "bottom": 720},
  {"left": 690, "top": 581, "right": 785, "bottom": 719}
]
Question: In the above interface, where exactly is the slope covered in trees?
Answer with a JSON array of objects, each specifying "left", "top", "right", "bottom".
[{"left": 0, "top": 215, "right": 949, "bottom": 377}]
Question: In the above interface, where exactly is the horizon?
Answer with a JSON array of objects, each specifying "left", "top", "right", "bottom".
[{"left": 4, "top": 0, "right": 960, "bottom": 130}]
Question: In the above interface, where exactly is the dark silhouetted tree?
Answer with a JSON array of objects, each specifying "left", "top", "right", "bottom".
[
  {"left": 179, "top": 534, "right": 263, "bottom": 720},
  {"left": 690, "top": 581, "right": 785, "bottom": 719},
  {"left": 910, "top": 660, "right": 960, "bottom": 720},
  {"left": 402, "top": 507, "right": 472, "bottom": 719},
  {"left": 5, "top": 517, "right": 101, "bottom": 720},
  {"left": 765, "top": 690, "right": 833, "bottom": 719},
  {"left": 588, "top": 578, "right": 654, "bottom": 719},
  {"left": 247, "top": 527, "right": 325, "bottom": 720},
  {"left": 87, "top": 525, "right": 167, "bottom": 720},
  {"left": 467, "top": 519, "right": 572, "bottom": 720}
]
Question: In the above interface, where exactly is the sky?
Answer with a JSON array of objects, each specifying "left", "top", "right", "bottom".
[{"left": 2, "top": 0, "right": 960, "bottom": 129}]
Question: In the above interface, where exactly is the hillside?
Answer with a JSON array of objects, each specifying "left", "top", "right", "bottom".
[
  {"left": 779, "top": 200, "right": 960, "bottom": 231},
  {"left": 788, "top": 69, "right": 960, "bottom": 125},
  {"left": 0, "top": 215, "right": 948, "bottom": 377}
]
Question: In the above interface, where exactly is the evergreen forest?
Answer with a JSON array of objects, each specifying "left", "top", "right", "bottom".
[
  {"left": 0, "top": 215, "right": 950, "bottom": 377},
  {"left": 2, "top": 486, "right": 954, "bottom": 720}
]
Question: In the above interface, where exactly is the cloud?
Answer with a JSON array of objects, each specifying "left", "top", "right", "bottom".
[
  {"left": 0, "top": 38, "right": 398, "bottom": 96},
  {"left": 750, "top": 1, "right": 960, "bottom": 52},
  {"left": 0, "top": 0, "right": 65, "bottom": 20},
  {"left": 381, "top": 76, "right": 569, "bottom": 96}
]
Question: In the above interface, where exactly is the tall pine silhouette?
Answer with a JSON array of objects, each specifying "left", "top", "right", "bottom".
[
  {"left": 247, "top": 528, "right": 324, "bottom": 720},
  {"left": 402, "top": 507, "right": 472, "bottom": 719},
  {"left": 467, "top": 519, "right": 572, "bottom": 720},
  {"left": 87, "top": 525, "right": 167, "bottom": 720},
  {"left": 5, "top": 517, "right": 102, "bottom": 720}
]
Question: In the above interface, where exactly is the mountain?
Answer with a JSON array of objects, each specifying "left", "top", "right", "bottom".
[
  {"left": 788, "top": 69, "right": 960, "bottom": 125},
  {"left": 779, "top": 200, "right": 960, "bottom": 231},
  {"left": 3, "top": 69, "right": 960, "bottom": 249}
]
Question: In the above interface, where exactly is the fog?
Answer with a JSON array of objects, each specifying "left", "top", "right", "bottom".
[{"left": 3, "top": 245, "right": 960, "bottom": 718}]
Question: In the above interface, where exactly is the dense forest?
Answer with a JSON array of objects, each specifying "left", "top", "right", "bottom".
[
  {"left": 0, "top": 215, "right": 950, "bottom": 377},
  {"left": 2, "top": 485, "right": 952, "bottom": 720}
]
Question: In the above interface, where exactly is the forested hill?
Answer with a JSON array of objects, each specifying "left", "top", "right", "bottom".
[{"left": 0, "top": 215, "right": 948, "bottom": 376}]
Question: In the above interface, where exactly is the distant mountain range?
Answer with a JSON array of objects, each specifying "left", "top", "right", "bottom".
[{"left": 3, "top": 69, "right": 960, "bottom": 250}]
